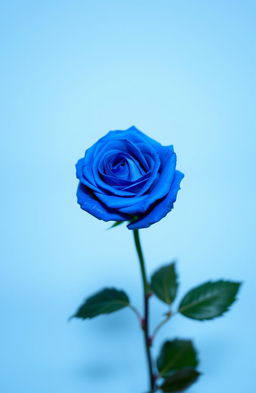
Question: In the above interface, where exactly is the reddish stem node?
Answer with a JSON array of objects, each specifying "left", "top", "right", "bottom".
[
  {"left": 148, "top": 336, "right": 153, "bottom": 347},
  {"left": 141, "top": 318, "right": 146, "bottom": 330},
  {"left": 153, "top": 373, "right": 159, "bottom": 382}
]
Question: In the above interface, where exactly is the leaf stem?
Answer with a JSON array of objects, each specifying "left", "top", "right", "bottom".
[
  {"left": 129, "top": 304, "right": 143, "bottom": 324},
  {"left": 133, "top": 229, "right": 155, "bottom": 391},
  {"left": 151, "top": 311, "right": 172, "bottom": 343}
]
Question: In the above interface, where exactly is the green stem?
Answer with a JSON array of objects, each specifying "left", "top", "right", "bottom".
[
  {"left": 151, "top": 311, "right": 172, "bottom": 343},
  {"left": 129, "top": 304, "right": 143, "bottom": 324},
  {"left": 133, "top": 229, "right": 155, "bottom": 391}
]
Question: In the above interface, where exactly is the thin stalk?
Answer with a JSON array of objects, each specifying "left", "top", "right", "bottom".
[
  {"left": 133, "top": 229, "right": 155, "bottom": 391},
  {"left": 151, "top": 311, "right": 172, "bottom": 343},
  {"left": 129, "top": 304, "right": 143, "bottom": 324}
]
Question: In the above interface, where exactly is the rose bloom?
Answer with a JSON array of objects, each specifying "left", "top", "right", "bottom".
[{"left": 76, "top": 126, "right": 184, "bottom": 229}]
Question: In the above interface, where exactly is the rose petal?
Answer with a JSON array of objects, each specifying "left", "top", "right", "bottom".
[
  {"left": 127, "top": 170, "right": 184, "bottom": 229},
  {"left": 77, "top": 183, "right": 130, "bottom": 221}
]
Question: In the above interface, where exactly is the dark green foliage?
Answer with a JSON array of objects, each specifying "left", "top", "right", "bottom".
[
  {"left": 108, "top": 221, "right": 124, "bottom": 229},
  {"left": 72, "top": 288, "right": 130, "bottom": 319},
  {"left": 178, "top": 280, "right": 241, "bottom": 320},
  {"left": 151, "top": 262, "right": 178, "bottom": 304},
  {"left": 157, "top": 339, "right": 198, "bottom": 377},
  {"left": 160, "top": 367, "right": 201, "bottom": 392}
]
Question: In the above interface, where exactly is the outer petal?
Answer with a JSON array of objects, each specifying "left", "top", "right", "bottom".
[
  {"left": 77, "top": 183, "right": 130, "bottom": 222},
  {"left": 92, "top": 126, "right": 162, "bottom": 153},
  {"left": 95, "top": 191, "right": 147, "bottom": 213},
  {"left": 145, "top": 146, "right": 176, "bottom": 200},
  {"left": 127, "top": 171, "right": 184, "bottom": 229},
  {"left": 77, "top": 143, "right": 98, "bottom": 188},
  {"left": 76, "top": 158, "right": 100, "bottom": 193}
]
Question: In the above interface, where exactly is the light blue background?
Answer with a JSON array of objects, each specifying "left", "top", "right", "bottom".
[{"left": 1, "top": 1, "right": 255, "bottom": 392}]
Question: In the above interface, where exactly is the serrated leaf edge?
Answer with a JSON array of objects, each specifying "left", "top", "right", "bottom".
[
  {"left": 151, "top": 262, "right": 178, "bottom": 305},
  {"left": 178, "top": 280, "right": 242, "bottom": 321},
  {"left": 71, "top": 287, "right": 130, "bottom": 320},
  {"left": 157, "top": 339, "right": 199, "bottom": 377}
]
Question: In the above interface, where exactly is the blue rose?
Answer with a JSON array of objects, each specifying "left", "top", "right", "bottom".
[{"left": 76, "top": 126, "right": 184, "bottom": 229}]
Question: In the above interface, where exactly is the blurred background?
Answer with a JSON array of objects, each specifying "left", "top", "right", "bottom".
[{"left": 1, "top": 1, "right": 255, "bottom": 392}]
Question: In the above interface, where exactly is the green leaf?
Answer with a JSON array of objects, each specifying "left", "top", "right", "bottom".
[
  {"left": 72, "top": 288, "right": 130, "bottom": 319},
  {"left": 178, "top": 280, "right": 241, "bottom": 320},
  {"left": 160, "top": 367, "right": 201, "bottom": 392},
  {"left": 157, "top": 339, "right": 198, "bottom": 377},
  {"left": 151, "top": 262, "right": 178, "bottom": 304},
  {"left": 108, "top": 221, "right": 124, "bottom": 229}
]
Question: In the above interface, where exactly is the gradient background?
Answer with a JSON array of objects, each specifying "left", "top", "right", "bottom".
[{"left": 1, "top": 1, "right": 255, "bottom": 392}]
